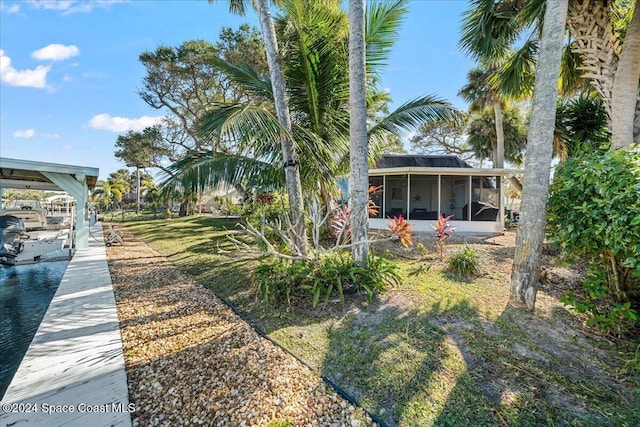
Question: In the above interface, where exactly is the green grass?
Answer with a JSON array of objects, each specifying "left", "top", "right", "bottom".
[{"left": 116, "top": 216, "right": 640, "bottom": 427}]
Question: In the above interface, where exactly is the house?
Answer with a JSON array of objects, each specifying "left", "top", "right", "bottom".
[{"left": 365, "top": 154, "right": 522, "bottom": 233}]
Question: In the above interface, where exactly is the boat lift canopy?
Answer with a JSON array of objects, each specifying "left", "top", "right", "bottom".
[{"left": 0, "top": 157, "right": 99, "bottom": 249}]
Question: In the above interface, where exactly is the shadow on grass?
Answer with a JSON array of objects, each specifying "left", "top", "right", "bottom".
[{"left": 112, "top": 218, "right": 640, "bottom": 427}]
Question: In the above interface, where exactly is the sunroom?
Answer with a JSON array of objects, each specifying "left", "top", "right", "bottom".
[{"left": 365, "top": 155, "right": 520, "bottom": 233}]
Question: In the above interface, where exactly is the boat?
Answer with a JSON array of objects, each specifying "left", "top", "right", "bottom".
[
  {"left": 0, "top": 199, "right": 48, "bottom": 230},
  {"left": 0, "top": 199, "right": 72, "bottom": 267},
  {"left": 0, "top": 215, "right": 26, "bottom": 267}
]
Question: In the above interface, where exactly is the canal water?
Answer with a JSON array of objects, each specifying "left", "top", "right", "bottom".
[{"left": 0, "top": 261, "right": 69, "bottom": 399}]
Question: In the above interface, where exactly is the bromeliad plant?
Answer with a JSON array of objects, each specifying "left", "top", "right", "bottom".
[
  {"left": 220, "top": 193, "right": 412, "bottom": 306},
  {"left": 432, "top": 213, "right": 455, "bottom": 260}
]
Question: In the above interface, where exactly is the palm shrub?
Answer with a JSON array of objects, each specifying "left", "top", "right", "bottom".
[
  {"left": 447, "top": 245, "right": 481, "bottom": 277},
  {"left": 547, "top": 147, "right": 640, "bottom": 335}
]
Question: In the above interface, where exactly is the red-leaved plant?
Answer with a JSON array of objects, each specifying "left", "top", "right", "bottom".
[
  {"left": 388, "top": 215, "right": 413, "bottom": 247},
  {"left": 432, "top": 213, "right": 454, "bottom": 260}
]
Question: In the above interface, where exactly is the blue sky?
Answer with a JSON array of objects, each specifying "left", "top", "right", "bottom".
[{"left": 0, "top": 0, "right": 474, "bottom": 181}]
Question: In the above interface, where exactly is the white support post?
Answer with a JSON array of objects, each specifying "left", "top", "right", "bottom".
[
  {"left": 382, "top": 175, "right": 386, "bottom": 218},
  {"left": 499, "top": 175, "right": 505, "bottom": 232},
  {"left": 406, "top": 173, "right": 411, "bottom": 220}
]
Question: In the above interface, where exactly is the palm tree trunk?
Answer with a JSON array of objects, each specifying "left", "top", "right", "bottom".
[
  {"left": 136, "top": 167, "right": 141, "bottom": 214},
  {"left": 510, "top": 0, "right": 569, "bottom": 311},
  {"left": 255, "top": 0, "right": 308, "bottom": 255},
  {"left": 348, "top": 0, "right": 369, "bottom": 266},
  {"left": 493, "top": 102, "right": 504, "bottom": 168},
  {"left": 566, "top": 0, "right": 619, "bottom": 119},
  {"left": 611, "top": 1, "right": 640, "bottom": 148}
]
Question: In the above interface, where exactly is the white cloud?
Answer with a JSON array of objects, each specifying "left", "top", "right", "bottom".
[
  {"left": 32, "top": 44, "right": 80, "bottom": 61},
  {"left": 1, "top": 3, "right": 21, "bottom": 14},
  {"left": 27, "top": 0, "right": 128, "bottom": 15},
  {"left": 13, "top": 129, "right": 36, "bottom": 138},
  {"left": 87, "top": 113, "right": 164, "bottom": 133},
  {"left": 0, "top": 50, "right": 50, "bottom": 88}
]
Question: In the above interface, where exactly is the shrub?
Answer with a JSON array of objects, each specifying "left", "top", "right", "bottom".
[
  {"left": 447, "top": 246, "right": 480, "bottom": 277},
  {"left": 548, "top": 147, "right": 640, "bottom": 334},
  {"left": 252, "top": 252, "right": 399, "bottom": 307},
  {"left": 432, "top": 213, "right": 454, "bottom": 260}
]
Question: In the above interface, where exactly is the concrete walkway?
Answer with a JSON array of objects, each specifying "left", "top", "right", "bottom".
[{"left": 1, "top": 222, "right": 131, "bottom": 427}]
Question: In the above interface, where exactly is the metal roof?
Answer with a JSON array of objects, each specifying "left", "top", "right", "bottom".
[{"left": 0, "top": 157, "right": 99, "bottom": 191}]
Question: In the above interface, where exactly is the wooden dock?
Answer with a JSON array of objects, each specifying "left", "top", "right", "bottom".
[{"left": 1, "top": 222, "right": 131, "bottom": 427}]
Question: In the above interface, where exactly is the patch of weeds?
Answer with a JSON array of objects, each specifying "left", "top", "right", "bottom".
[{"left": 267, "top": 419, "right": 291, "bottom": 427}]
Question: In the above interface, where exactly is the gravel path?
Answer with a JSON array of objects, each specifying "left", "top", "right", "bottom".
[{"left": 105, "top": 226, "right": 374, "bottom": 427}]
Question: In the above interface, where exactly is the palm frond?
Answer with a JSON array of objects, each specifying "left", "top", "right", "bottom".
[
  {"left": 365, "top": 0, "right": 408, "bottom": 75},
  {"left": 492, "top": 39, "right": 538, "bottom": 100},
  {"left": 368, "top": 94, "right": 458, "bottom": 138},
  {"left": 199, "top": 103, "right": 288, "bottom": 160},
  {"left": 459, "top": 0, "right": 524, "bottom": 61},
  {"left": 213, "top": 57, "right": 273, "bottom": 100},
  {"left": 278, "top": 0, "right": 349, "bottom": 135},
  {"left": 559, "top": 42, "right": 589, "bottom": 96},
  {"left": 159, "top": 152, "right": 284, "bottom": 196}
]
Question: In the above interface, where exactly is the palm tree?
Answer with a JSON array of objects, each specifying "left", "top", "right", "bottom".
[
  {"left": 348, "top": 0, "right": 369, "bottom": 265},
  {"left": 611, "top": 1, "right": 640, "bottom": 148},
  {"left": 165, "top": 0, "right": 455, "bottom": 209},
  {"left": 460, "top": 0, "right": 640, "bottom": 147},
  {"left": 93, "top": 180, "right": 127, "bottom": 211},
  {"left": 458, "top": 65, "right": 506, "bottom": 168},
  {"left": 510, "top": 0, "right": 569, "bottom": 310},
  {"left": 208, "top": 0, "right": 307, "bottom": 255}
]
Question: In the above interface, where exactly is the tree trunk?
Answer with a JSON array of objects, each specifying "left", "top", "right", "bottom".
[
  {"left": 135, "top": 167, "right": 141, "bottom": 214},
  {"left": 566, "top": 0, "right": 619, "bottom": 119},
  {"left": 493, "top": 101, "right": 504, "bottom": 168},
  {"left": 635, "top": 98, "right": 640, "bottom": 143},
  {"left": 348, "top": 0, "right": 369, "bottom": 266},
  {"left": 510, "top": 0, "right": 569, "bottom": 311},
  {"left": 255, "top": 0, "right": 308, "bottom": 256},
  {"left": 611, "top": 1, "right": 640, "bottom": 148}
]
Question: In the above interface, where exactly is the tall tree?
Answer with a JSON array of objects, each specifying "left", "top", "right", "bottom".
[
  {"left": 459, "top": 65, "right": 506, "bottom": 167},
  {"left": 410, "top": 119, "right": 475, "bottom": 161},
  {"left": 461, "top": 0, "right": 640, "bottom": 146},
  {"left": 114, "top": 127, "right": 168, "bottom": 213},
  {"left": 611, "top": 1, "right": 640, "bottom": 148},
  {"left": 510, "top": 0, "right": 569, "bottom": 310},
  {"left": 466, "top": 104, "right": 528, "bottom": 166},
  {"left": 209, "top": 0, "right": 308, "bottom": 255},
  {"left": 167, "top": 0, "right": 451, "bottom": 202},
  {"left": 349, "top": 0, "right": 369, "bottom": 265},
  {"left": 138, "top": 26, "right": 268, "bottom": 155}
]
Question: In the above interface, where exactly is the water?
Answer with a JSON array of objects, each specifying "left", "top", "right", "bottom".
[{"left": 0, "top": 261, "right": 68, "bottom": 399}]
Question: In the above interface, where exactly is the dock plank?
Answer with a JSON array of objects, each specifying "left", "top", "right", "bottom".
[{"left": 1, "top": 223, "right": 132, "bottom": 427}]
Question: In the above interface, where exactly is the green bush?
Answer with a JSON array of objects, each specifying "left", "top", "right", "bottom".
[
  {"left": 447, "top": 246, "right": 480, "bottom": 277},
  {"left": 252, "top": 252, "right": 399, "bottom": 307},
  {"left": 548, "top": 147, "right": 640, "bottom": 334}
]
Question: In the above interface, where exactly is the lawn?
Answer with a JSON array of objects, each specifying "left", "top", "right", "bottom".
[{"left": 115, "top": 214, "right": 640, "bottom": 427}]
